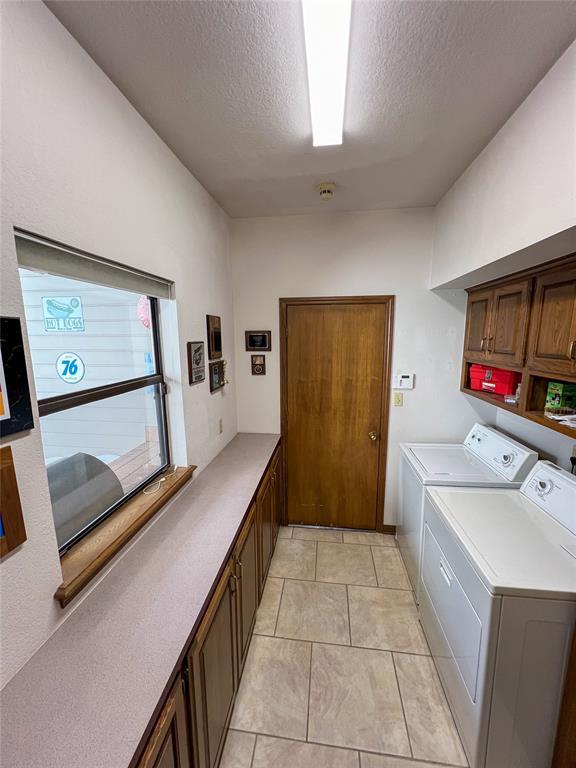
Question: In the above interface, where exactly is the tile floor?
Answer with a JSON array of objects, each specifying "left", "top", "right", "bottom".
[{"left": 222, "top": 527, "right": 468, "bottom": 768}]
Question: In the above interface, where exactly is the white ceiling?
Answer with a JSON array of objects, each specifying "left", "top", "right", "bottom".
[{"left": 47, "top": 0, "right": 576, "bottom": 218}]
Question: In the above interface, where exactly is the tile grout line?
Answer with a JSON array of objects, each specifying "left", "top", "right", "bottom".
[
  {"left": 305, "top": 641, "right": 313, "bottom": 742},
  {"left": 231, "top": 727, "right": 465, "bottom": 767},
  {"left": 345, "top": 584, "right": 352, "bottom": 646},
  {"left": 272, "top": 578, "right": 286, "bottom": 637},
  {"left": 314, "top": 540, "right": 318, "bottom": 580},
  {"left": 272, "top": 574, "right": 412, "bottom": 591},
  {"left": 257, "top": 632, "right": 432, "bottom": 657},
  {"left": 248, "top": 732, "right": 257, "bottom": 768},
  {"left": 391, "top": 651, "right": 414, "bottom": 759}
]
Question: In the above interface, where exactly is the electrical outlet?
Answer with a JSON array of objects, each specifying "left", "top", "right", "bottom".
[
  {"left": 393, "top": 392, "right": 404, "bottom": 407},
  {"left": 218, "top": 418, "right": 223, "bottom": 434}
]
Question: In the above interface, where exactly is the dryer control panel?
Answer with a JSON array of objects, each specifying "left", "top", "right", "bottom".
[
  {"left": 522, "top": 461, "right": 576, "bottom": 536},
  {"left": 463, "top": 423, "right": 538, "bottom": 482}
]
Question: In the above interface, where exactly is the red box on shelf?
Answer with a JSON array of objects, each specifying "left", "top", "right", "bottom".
[{"left": 469, "top": 365, "right": 521, "bottom": 396}]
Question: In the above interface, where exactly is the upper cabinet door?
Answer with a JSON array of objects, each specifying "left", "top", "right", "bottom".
[
  {"left": 527, "top": 268, "right": 576, "bottom": 376},
  {"left": 463, "top": 289, "right": 492, "bottom": 361},
  {"left": 486, "top": 279, "right": 532, "bottom": 367}
]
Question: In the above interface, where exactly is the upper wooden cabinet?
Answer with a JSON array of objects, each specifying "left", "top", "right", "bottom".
[
  {"left": 463, "top": 288, "right": 493, "bottom": 361},
  {"left": 188, "top": 561, "right": 238, "bottom": 768},
  {"left": 464, "top": 280, "right": 531, "bottom": 367},
  {"left": 137, "top": 679, "right": 190, "bottom": 768},
  {"left": 526, "top": 267, "right": 576, "bottom": 376}
]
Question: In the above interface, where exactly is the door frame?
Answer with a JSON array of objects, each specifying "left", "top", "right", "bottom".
[{"left": 279, "top": 296, "right": 395, "bottom": 532}]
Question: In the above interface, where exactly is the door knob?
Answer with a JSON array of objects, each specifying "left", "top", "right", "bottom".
[{"left": 368, "top": 431, "right": 378, "bottom": 441}]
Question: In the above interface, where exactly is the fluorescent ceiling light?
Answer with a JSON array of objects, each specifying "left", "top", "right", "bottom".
[{"left": 302, "top": 0, "right": 352, "bottom": 147}]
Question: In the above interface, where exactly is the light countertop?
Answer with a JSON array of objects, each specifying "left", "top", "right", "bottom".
[{"left": 0, "top": 433, "right": 280, "bottom": 768}]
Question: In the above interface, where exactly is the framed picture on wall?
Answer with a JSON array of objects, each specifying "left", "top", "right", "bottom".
[
  {"left": 187, "top": 341, "right": 205, "bottom": 384},
  {"left": 209, "top": 360, "right": 225, "bottom": 393},
  {"left": 245, "top": 330, "right": 271, "bottom": 352},
  {"left": 206, "top": 315, "right": 222, "bottom": 360},
  {"left": 0, "top": 445, "right": 27, "bottom": 557},
  {"left": 0, "top": 317, "right": 34, "bottom": 437}
]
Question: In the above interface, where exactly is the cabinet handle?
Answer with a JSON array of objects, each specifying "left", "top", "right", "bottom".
[
  {"left": 488, "top": 336, "right": 494, "bottom": 352},
  {"left": 480, "top": 337, "right": 487, "bottom": 351},
  {"left": 570, "top": 339, "right": 576, "bottom": 361},
  {"left": 229, "top": 574, "right": 238, "bottom": 593}
]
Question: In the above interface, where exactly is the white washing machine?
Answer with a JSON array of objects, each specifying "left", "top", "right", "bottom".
[
  {"left": 419, "top": 461, "right": 576, "bottom": 768},
  {"left": 397, "top": 423, "right": 538, "bottom": 599}
]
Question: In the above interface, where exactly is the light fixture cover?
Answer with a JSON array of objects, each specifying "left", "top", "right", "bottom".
[{"left": 302, "top": 0, "right": 352, "bottom": 147}]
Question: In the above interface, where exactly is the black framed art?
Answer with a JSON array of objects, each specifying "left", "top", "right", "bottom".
[
  {"left": 206, "top": 315, "right": 222, "bottom": 360},
  {"left": 245, "top": 330, "right": 271, "bottom": 352},
  {"left": 0, "top": 317, "right": 34, "bottom": 437}
]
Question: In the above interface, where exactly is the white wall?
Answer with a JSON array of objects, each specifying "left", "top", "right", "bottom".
[
  {"left": 231, "top": 208, "right": 493, "bottom": 526},
  {"left": 0, "top": 2, "right": 236, "bottom": 688},
  {"left": 432, "top": 40, "right": 576, "bottom": 289}
]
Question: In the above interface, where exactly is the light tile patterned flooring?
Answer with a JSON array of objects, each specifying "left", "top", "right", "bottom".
[{"left": 222, "top": 526, "right": 468, "bottom": 768}]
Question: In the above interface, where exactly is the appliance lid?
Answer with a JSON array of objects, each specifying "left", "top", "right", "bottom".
[
  {"left": 427, "top": 480, "right": 576, "bottom": 599},
  {"left": 405, "top": 444, "right": 516, "bottom": 486},
  {"left": 463, "top": 423, "right": 538, "bottom": 482}
]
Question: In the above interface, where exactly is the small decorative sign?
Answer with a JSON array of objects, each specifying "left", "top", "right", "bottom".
[
  {"left": 56, "top": 352, "right": 85, "bottom": 384},
  {"left": 42, "top": 297, "right": 85, "bottom": 332},
  {"left": 206, "top": 315, "right": 222, "bottom": 360},
  {"left": 245, "top": 330, "right": 271, "bottom": 352},
  {"left": 251, "top": 354, "right": 266, "bottom": 375},
  {"left": 209, "top": 360, "right": 225, "bottom": 393},
  {"left": 187, "top": 341, "right": 205, "bottom": 384}
]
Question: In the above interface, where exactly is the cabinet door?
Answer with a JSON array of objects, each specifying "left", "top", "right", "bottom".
[
  {"left": 257, "top": 473, "right": 274, "bottom": 596},
  {"left": 271, "top": 450, "right": 282, "bottom": 547},
  {"left": 527, "top": 268, "right": 576, "bottom": 376},
  {"left": 463, "top": 289, "right": 492, "bottom": 361},
  {"left": 138, "top": 679, "right": 190, "bottom": 768},
  {"left": 234, "top": 504, "right": 258, "bottom": 672},
  {"left": 487, "top": 279, "right": 531, "bottom": 367},
  {"left": 189, "top": 562, "right": 237, "bottom": 768}
]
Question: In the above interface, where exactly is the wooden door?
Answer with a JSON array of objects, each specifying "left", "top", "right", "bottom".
[
  {"left": 234, "top": 505, "right": 258, "bottom": 672},
  {"left": 282, "top": 298, "right": 393, "bottom": 530},
  {"left": 527, "top": 268, "right": 576, "bottom": 375},
  {"left": 486, "top": 279, "right": 531, "bottom": 367},
  {"left": 189, "top": 562, "right": 237, "bottom": 768},
  {"left": 463, "top": 289, "right": 492, "bottom": 361},
  {"left": 257, "top": 473, "right": 274, "bottom": 595},
  {"left": 138, "top": 679, "right": 190, "bottom": 768}
]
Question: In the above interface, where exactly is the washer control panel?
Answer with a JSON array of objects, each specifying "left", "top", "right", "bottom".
[
  {"left": 463, "top": 423, "right": 538, "bottom": 481},
  {"left": 522, "top": 461, "right": 576, "bottom": 535}
]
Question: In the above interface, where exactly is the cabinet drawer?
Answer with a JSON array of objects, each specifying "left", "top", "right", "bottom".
[{"left": 422, "top": 523, "right": 482, "bottom": 701}]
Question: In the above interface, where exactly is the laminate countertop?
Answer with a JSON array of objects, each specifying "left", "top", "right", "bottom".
[{"left": 0, "top": 432, "right": 280, "bottom": 768}]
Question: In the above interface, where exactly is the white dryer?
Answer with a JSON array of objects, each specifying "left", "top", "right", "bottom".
[
  {"left": 397, "top": 423, "right": 538, "bottom": 598},
  {"left": 419, "top": 461, "right": 576, "bottom": 768}
]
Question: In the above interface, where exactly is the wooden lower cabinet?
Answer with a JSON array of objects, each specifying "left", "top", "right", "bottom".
[
  {"left": 188, "top": 562, "right": 238, "bottom": 768},
  {"left": 135, "top": 442, "right": 285, "bottom": 768},
  {"left": 234, "top": 504, "right": 258, "bottom": 673},
  {"left": 137, "top": 679, "right": 190, "bottom": 768}
]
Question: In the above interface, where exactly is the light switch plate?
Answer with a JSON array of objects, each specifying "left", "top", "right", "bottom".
[{"left": 394, "top": 392, "right": 404, "bottom": 407}]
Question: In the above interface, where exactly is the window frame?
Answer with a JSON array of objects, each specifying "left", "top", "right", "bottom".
[{"left": 36, "top": 296, "right": 171, "bottom": 555}]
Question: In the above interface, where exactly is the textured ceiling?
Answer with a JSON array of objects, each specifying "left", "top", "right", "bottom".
[{"left": 47, "top": 0, "right": 576, "bottom": 218}]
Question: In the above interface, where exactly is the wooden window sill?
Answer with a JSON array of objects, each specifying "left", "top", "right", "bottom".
[{"left": 55, "top": 465, "right": 196, "bottom": 608}]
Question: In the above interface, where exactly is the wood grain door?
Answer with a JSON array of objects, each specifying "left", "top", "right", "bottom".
[
  {"left": 189, "top": 562, "right": 237, "bottom": 768},
  {"left": 234, "top": 505, "right": 258, "bottom": 672},
  {"left": 257, "top": 473, "right": 274, "bottom": 595},
  {"left": 282, "top": 298, "right": 393, "bottom": 530},
  {"left": 527, "top": 268, "right": 576, "bottom": 376},
  {"left": 137, "top": 679, "right": 190, "bottom": 768},
  {"left": 486, "top": 279, "right": 531, "bottom": 367},
  {"left": 463, "top": 288, "right": 492, "bottom": 361}
]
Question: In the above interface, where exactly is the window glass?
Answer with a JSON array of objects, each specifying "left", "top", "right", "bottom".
[
  {"left": 43, "top": 385, "right": 168, "bottom": 549},
  {"left": 19, "top": 268, "right": 156, "bottom": 399}
]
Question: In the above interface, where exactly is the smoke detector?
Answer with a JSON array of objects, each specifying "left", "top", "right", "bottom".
[{"left": 316, "top": 182, "right": 336, "bottom": 201}]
